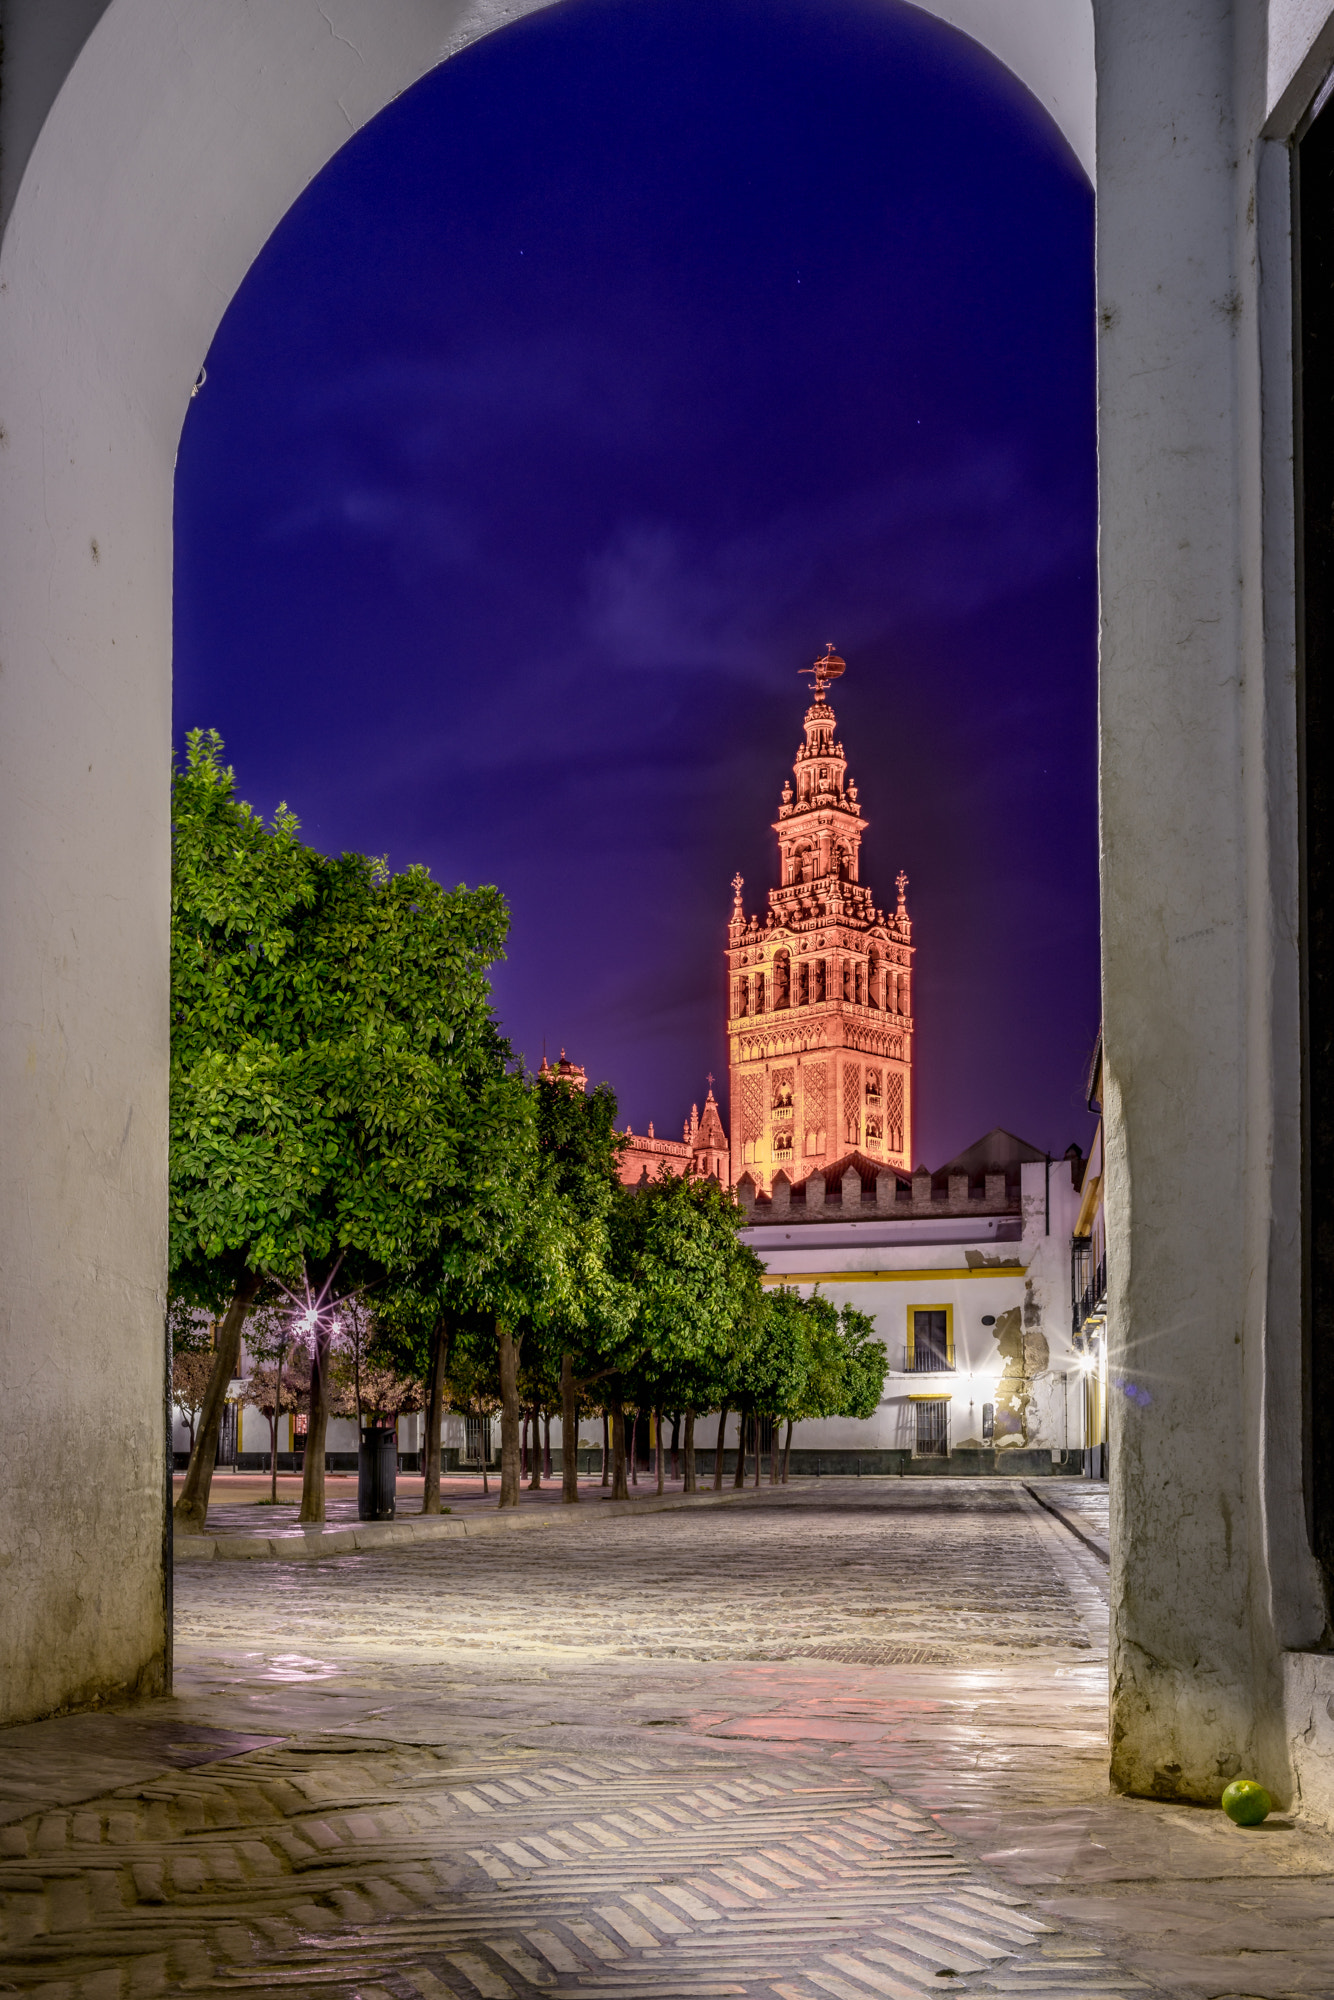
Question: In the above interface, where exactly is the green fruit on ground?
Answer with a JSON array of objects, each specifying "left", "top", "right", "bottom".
[{"left": 1221, "top": 1778, "right": 1272, "bottom": 1825}]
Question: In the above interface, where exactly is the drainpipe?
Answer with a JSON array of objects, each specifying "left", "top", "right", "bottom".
[{"left": 1044, "top": 1152, "right": 1051, "bottom": 1235}]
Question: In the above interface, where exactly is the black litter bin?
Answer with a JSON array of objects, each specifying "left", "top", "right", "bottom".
[{"left": 358, "top": 1426, "right": 397, "bottom": 1521}]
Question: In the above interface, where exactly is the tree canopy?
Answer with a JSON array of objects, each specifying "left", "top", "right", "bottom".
[{"left": 170, "top": 728, "right": 516, "bottom": 1526}]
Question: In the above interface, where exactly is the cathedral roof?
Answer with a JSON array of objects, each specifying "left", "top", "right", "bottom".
[
  {"left": 933, "top": 1127, "right": 1046, "bottom": 1179},
  {"left": 774, "top": 1149, "right": 899, "bottom": 1196}
]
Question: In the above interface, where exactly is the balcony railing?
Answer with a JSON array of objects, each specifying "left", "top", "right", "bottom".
[
  {"left": 729, "top": 996, "right": 913, "bottom": 1028},
  {"left": 902, "top": 1346, "right": 953, "bottom": 1373},
  {"left": 1071, "top": 1243, "right": 1107, "bottom": 1336}
]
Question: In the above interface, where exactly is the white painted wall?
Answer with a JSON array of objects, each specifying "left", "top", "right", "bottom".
[
  {"left": 746, "top": 1159, "right": 1083, "bottom": 1456},
  {"left": 1094, "top": 0, "right": 1331, "bottom": 1802}
]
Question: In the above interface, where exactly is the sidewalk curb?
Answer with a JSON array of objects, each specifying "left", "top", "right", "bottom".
[
  {"left": 172, "top": 1485, "right": 771, "bottom": 1562},
  {"left": 1024, "top": 1481, "right": 1110, "bottom": 1565}
]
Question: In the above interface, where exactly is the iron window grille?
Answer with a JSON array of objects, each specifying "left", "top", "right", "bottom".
[{"left": 914, "top": 1399, "right": 950, "bottom": 1458}]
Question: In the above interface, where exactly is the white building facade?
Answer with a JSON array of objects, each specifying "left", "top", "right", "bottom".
[{"left": 740, "top": 1135, "right": 1087, "bottom": 1475}]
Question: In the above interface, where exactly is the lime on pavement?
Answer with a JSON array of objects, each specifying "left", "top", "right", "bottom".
[{"left": 1221, "top": 1778, "right": 1272, "bottom": 1825}]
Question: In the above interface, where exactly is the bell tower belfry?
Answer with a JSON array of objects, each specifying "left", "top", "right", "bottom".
[{"left": 726, "top": 645, "right": 914, "bottom": 1193}]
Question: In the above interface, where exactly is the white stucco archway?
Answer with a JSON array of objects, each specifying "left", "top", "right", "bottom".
[{"left": 5, "top": 0, "right": 1334, "bottom": 1812}]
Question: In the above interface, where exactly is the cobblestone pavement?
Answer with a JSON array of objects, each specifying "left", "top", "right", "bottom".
[{"left": 3, "top": 1482, "right": 1333, "bottom": 1999}]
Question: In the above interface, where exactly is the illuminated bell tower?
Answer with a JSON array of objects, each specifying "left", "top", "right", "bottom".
[{"left": 726, "top": 644, "right": 914, "bottom": 1193}]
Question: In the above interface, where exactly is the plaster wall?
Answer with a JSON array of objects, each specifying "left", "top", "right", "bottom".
[{"left": 1094, "top": 0, "right": 1332, "bottom": 1802}]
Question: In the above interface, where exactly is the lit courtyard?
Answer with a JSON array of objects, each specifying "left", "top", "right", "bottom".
[{"left": 3, "top": 1483, "right": 1333, "bottom": 1998}]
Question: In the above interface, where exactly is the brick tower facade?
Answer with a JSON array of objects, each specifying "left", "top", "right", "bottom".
[{"left": 727, "top": 646, "right": 914, "bottom": 1193}]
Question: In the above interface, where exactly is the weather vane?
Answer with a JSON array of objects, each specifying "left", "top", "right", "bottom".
[{"left": 801, "top": 641, "right": 846, "bottom": 703}]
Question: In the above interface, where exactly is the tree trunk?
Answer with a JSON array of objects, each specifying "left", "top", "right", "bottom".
[
  {"left": 601, "top": 1409, "right": 610, "bottom": 1485},
  {"left": 655, "top": 1405, "right": 664, "bottom": 1493},
  {"left": 529, "top": 1401, "right": 542, "bottom": 1489},
  {"left": 520, "top": 1410, "right": 528, "bottom": 1483},
  {"left": 267, "top": 1404, "right": 277, "bottom": 1496},
  {"left": 782, "top": 1416, "right": 793, "bottom": 1484},
  {"left": 174, "top": 1270, "right": 263, "bottom": 1533},
  {"left": 270, "top": 1343, "right": 285, "bottom": 1503},
  {"left": 499, "top": 1320, "right": 521, "bottom": 1507},
  {"left": 769, "top": 1414, "right": 780, "bottom": 1484},
  {"left": 421, "top": 1312, "right": 448, "bottom": 1514},
  {"left": 544, "top": 1408, "right": 552, "bottom": 1479},
  {"left": 629, "top": 1408, "right": 639, "bottom": 1485},
  {"left": 684, "top": 1410, "right": 696, "bottom": 1493},
  {"left": 610, "top": 1400, "right": 630, "bottom": 1500},
  {"left": 670, "top": 1413, "right": 681, "bottom": 1482},
  {"left": 755, "top": 1416, "right": 764, "bottom": 1488},
  {"left": 713, "top": 1404, "right": 730, "bottom": 1491},
  {"left": 734, "top": 1408, "right": 750, "bottom": 1488},
  {"left": 561, "top": 1352, "right": 581, "bottom": 1504},
  {"left": 298, "top": 1324, "right": 332, "bottom": 1523}
]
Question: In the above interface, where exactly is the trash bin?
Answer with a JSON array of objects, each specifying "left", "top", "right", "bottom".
[{"left": 358, "top": 1426, "right": 397, "bottom": 1521}]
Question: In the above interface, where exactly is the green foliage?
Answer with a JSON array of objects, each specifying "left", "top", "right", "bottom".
[
  {"left": 170, "top": 727, "right": 512, "bottom": 1294},
  {"left": 167, "top": 1292, "right": 213, "bottom": 1358},
  {"left": 751, "top": 1288, "right": 888, "bottom": 1425},
  {"left": 610, "top": 1169, "right": 764, "bottom": 1410},
  {"left": 833, "top": 1302, "right": 888, "bottom": 1420}
]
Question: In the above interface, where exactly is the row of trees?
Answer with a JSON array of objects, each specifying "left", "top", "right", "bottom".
[{"left": 170, "top": 732, "right": 886, "bottom": 1530}]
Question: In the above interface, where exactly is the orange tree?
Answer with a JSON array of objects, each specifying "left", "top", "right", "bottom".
[
  {"left": 606, "top": 1170, "right": 764, "bottom": 1501},
  {"left": 169, "top": 729, "right": 510, "bottom": 1529}
]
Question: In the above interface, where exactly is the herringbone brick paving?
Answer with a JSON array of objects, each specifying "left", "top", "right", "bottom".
[{"left": 2, "top": 1482, "right": 1331, "bottom": 1998}]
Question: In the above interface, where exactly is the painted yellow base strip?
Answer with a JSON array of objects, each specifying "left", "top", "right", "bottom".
[{"left": 761, "top": 1265, "right": 1026, "bottom": 1286}]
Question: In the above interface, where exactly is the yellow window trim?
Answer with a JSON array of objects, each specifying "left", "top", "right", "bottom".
[
  {"left": 907, "top": 1302, "right": 954, "bottom": 1369},
  {"left": 907, "top": 1393, "right": 954, "bottom": 1402},
  {"left": 760, "top": 1264, "right": 1025, "bottom": 1287}
]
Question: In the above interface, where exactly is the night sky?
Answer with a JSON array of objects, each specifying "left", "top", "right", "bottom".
[{"left": 173, "top": 0, "right": 1098, "bottom": 1170}]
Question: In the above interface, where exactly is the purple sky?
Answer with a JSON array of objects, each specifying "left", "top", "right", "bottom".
[{"left": 173, "top": 0, "right": 1098, "bottom": 1170}]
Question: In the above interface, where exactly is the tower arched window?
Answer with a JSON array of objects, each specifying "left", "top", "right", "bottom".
[{"left": 773, "top": 950, "right": 791, "bottom": 1009}]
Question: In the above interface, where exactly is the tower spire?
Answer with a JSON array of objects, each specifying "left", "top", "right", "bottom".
[{"left": 725, "top": 644, "right": 915, "bottom": 1193}]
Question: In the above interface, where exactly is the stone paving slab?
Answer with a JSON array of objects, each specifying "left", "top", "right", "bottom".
[{"left": 1, "top": 1482, "right": 1330, "bottom": 1999}]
